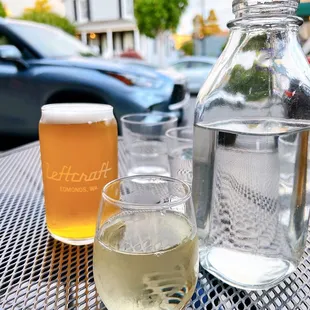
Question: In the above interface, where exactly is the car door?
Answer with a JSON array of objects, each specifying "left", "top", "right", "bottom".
[{"left": 0, "top": 29, "right": 39, "bottom": 138}]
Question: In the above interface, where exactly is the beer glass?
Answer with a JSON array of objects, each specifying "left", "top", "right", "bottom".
[
  {"left": 39, "top": 103, "right": 118, "bottom": 245},
  {"left": 94, "top": 175, "right": 199, "bottom": 310}
]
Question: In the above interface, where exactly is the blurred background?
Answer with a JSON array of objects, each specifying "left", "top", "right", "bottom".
[
  {"left": 0, "top": 0, "right": 310, "bottom": 149},
  {"left": 3, "top": 0, "right": 233, "bottom": 63}
]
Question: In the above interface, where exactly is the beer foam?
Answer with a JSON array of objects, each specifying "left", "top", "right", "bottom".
[{"left": 40, "top": 104, "right": 114, "bottom": 124}]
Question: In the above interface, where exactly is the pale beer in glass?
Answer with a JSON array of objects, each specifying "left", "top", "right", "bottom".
[{"left": 39, "top": 104, "right": 118, "bottom": 245}]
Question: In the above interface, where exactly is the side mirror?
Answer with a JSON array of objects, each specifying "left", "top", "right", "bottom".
[
  {"left": 0, "top": 45, "right": 23, "bottom": 59},
  {"left": 0, "top": 45, "right": 28, "bottom": 70}
]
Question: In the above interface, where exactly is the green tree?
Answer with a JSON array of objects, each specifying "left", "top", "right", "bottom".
[
  {"left": 21, "top": 11, "right": 76, "bottom": 35},
  {"left": 242, "top": 34, "right": 268, "bottom": 52},
  {"left": 204, "top": 9, "right": 221, "bottom": 36},
  {"left": 134, "top": 0, "right": 188, "bottom": 38},
  {"left": 0, "top": 1, "right": 7, "bottom": 18},
  {"left": 180, "top": 40, "right": 193, "bottom": 56},
  {"left": 134, "top": 0, "right": 188, "bottom": 64},
  {"left": 25, "top": 0, "right": 52, "bottom": 13},
  {"left": 226, "top": 63, "right": 271, "bottom": 101}
]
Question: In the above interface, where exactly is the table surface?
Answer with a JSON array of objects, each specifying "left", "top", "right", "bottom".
[{"left": 1, "top": 141, "right": 310, "bottom": 310}]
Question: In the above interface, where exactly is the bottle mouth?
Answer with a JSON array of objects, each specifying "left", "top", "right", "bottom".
[{"left": 233, "top": 0, "right": 299, "bottom": 18}]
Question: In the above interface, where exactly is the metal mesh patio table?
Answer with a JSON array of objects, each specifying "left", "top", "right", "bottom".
[{"left": 1, "top": 140, "right": 310, "bottom": 309}]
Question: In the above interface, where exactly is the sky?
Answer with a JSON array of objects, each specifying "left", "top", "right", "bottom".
[
  {"left": 179, "top": 0, "right": 234, "bottom": 34},
  {"left": 3, "top": 0, "right": 234, "bottom": 33},
  {"left": 3, "top": 0, "right": 65, "bottom": 16}
]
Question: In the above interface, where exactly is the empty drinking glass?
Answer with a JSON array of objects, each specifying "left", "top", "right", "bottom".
[
  {"left": 121, "top": 113, "right": 178, "bottom": 177},
  {"left": 93, "top": 175, "right": 199, "bottom": 310},
  {"left": 166, "top": 127, "right": 193, "bottom": 185}
]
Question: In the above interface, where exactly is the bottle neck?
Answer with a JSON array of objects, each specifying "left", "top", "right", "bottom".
[
  {"left": 227, "top": 1, "right": 302, "bottom": 42},
  {"left": 232, "top": 0, "right": 299, "bottom": 18},
  {"left": 228, "top": 15, "right": 303, "bottom": 30}
]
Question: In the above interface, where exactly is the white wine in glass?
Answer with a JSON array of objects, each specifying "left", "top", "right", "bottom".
[{"left": 94, "top": 176, "right": 199, "bottom": 310}]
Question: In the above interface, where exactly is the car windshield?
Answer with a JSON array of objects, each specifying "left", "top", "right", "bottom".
[
  {"left": 130, "top": 62, "right": 159, "bottom": 70},
  {"left": 114, "top": 59, "right": 159, "bottom": 70},
  {"left": 9, "top": 22, "right": 95, "bottom": 58}
]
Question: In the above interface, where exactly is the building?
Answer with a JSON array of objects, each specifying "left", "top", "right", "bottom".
[{"left": 63, "top": 0, "right": 177, "bottom": 66}]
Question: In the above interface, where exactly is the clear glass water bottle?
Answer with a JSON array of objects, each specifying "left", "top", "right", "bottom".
[{"left": 193, "top": 0, "right": 310, "bottom": 290}]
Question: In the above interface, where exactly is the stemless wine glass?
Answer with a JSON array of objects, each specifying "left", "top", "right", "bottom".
[{"left": 94, "top": 175, "right": 199, "bottom": 310}]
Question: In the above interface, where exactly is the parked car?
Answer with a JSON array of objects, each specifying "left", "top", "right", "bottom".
[
  {"left": 0, "top": 18, "right": 190, "bottom": 149},
  {"left": 168, "top": 56, "right": 217, "bottom": 94},
  {"left": 113, "top": 57, "right": 190, "bottom": 106},
  {"left": 113, "top": 57, "right": 189, "bottom": 89}
]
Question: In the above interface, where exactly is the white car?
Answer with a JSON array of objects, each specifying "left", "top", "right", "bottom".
[{"left": 169, "top": 56, "right": 217, "bottom": 94}]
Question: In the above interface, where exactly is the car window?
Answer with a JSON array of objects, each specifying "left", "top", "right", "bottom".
[
  {"left": 0, "top": 32, "right": 32, "bottom": 60},
  {"left": 172, "top": 62, "right": 188, "bottom": 71},
  {"left": 9, "top": 22, "right": 94, "bottom": 58},
  {"left": 188, "top": 61, "right": 212, "bottom": 69},
  {"left": 0, "top": 34, "right": 10, "bottom": 46}
]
